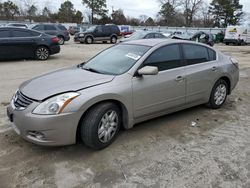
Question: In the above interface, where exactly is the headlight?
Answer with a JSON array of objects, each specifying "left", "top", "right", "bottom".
[
  {"left": 33, "top": 92, "right": 80, "bottom": 115},
  {"left": 79, "top": 33, "right": 84, "bottom": 37}
]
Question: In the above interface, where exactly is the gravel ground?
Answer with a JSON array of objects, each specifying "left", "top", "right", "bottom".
[{"left": 0, "top": 40, "right": 250, "bottom": 188}]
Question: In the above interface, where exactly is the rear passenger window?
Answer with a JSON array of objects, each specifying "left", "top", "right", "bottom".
[
  {"left": 144, "top": 44, "right": 182, "bottom": 71},
  {"left": 183, "top": 44, "right": 209, "bottom": 65},
  {"left": 103, "top": 26, "right": 110, "bottom": 33},
  {"left": 33, "top": 25, "right": 44, "bottom": 31},
  {"left": 155, "top": 33, "right": 164, "bottom": 38},
  {"left": 0, "top": 30, "right": 10, "bottom": 38},
  {"left": 208, "top": 48, "right": 216, "bottom": 61},
  {"left": 12, "top": 30, "right": 32, "bottom": 37},
  {"left": 58, "top": 25, "right": 67, "bottom": 30},
  {"left": 145, "top": 33, "right": 155, "bottom": 39},
  {"left": 45, "top": 25, "right": 57, "bottom": 30}
]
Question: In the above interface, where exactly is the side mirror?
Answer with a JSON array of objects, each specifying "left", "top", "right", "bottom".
[{"left": 138, "top": 66, "right": 158, "bottom": 76}]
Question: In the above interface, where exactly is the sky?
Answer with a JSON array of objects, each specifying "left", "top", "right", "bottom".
[{"left": 9, "top": 0, "right": 250, "bottom": 18}]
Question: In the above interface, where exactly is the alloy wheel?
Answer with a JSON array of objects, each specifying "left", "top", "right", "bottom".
[
  {"left": 36, "top": 47, "right": 49, "bottom": 60},
  {"left": 98, "top": 110, "right": 119, "bottom": 143},
  {"left": 214, "top": 84, "right": 227, "bottom": 106}
]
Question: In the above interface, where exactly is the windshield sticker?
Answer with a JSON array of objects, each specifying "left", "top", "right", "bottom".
[{"left": 126, "top": 53, "right": 141, "bottom": 60}]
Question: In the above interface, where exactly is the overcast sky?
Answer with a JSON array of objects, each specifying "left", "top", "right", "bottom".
[{"left": 10, "top": 0, "right": 250, "bottom": 18}]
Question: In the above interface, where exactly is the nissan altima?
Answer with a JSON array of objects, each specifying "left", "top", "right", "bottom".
[{"left": 7, "top": 39, "right": 239, "bottom": 150}]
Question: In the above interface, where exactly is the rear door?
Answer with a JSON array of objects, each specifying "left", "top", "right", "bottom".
[
  {"left": 8, "top": 29, "right": 37, "bottom": 59},
  {"left": 44, "top": 25, "right": 58, "bottom": 36},
  {"left": 182, "top": 43, "right": 219, "bottom": 104},
  {"left": 132, "top": 44, "right": 186, "bottom": 118},
  {"left": 0, "top": 30, "right": 11, "bottom": 59},
  {"left": 32, "top": 24, "right": 44, "bottom": 33}
]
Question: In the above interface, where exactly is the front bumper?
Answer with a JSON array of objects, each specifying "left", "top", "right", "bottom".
[{"left": 7, "top": 101, "right": 82, "bottom": 146}]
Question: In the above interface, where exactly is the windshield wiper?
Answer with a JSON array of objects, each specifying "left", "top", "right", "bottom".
[
  {"left": 77, "top": 62, "right": 85, "bottom": 68},
  {"left": 82, "top": 66, "right": 101, "bottom": 74}
]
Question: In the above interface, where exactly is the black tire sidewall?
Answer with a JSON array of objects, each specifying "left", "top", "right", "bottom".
[
  {"left": 208, "top": 79, "right": 228, "bottom": 109},
  {"left": 58, "top": 36, "right": 65, "bottom": 45},
  {"left": 81, "top": 103, "right": 121, "bottom": 150},
  {"left": 111, "top": 36, "right": 117, "bottom": 44},
  {"left": 85, "top": 36, "right": 93, "bottom": 44}
]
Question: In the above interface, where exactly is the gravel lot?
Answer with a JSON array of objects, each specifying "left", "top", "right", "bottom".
[{"left": 0, "top": 39, "right": 250, "bottom": 188}]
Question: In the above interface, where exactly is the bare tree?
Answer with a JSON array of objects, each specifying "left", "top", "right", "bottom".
[{"left": 182, "top": 0, "right": 203, "bottom": 26}]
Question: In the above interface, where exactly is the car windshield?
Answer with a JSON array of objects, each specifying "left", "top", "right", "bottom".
[
  {"left": 128, "top": 31, "right": 147, "bottom": 40},
  {"left": 82, "top": 44, "right": 150, "bottom": 75}
]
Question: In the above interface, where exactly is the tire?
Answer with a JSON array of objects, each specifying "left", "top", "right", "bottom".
[
  {"left": 85, "top": 36, "right": 93, "bottom": 44},
  {"left": 35, "top": 46, "right": 50, "bottom": 60},
  {"left": 110, "top": 36, "right": 117, "bottom": 44},
  {"left": 225, "top": 42, "right": 229, "bottom": 45},
  {"left": 207, "top": 79, "right": 228, "bottom": 109},
  {"left": 81, "top": 102, "right": 121, "bottom": 150},
  {"left": 58, "top": 36, "right": 65, "bottom": 45}
]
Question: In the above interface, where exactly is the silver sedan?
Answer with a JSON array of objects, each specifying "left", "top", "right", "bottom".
[{"left": 7, "top": 39, "right": 239, "bottom": 150}]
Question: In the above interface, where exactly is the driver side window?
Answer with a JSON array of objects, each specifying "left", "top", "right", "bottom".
[
  {"left": 144, "top": 44, "right": 182, "bottom": 71},
  {"left": 96, "top": 26, "right": 103, "bottom": 33}
]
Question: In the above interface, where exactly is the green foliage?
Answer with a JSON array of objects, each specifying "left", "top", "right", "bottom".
[
  {"left": 0, "top": 1, "right": 19, "bottom": 20},
  {"left": 145, "top": 17, "right": 155, "bottom": 26},
  {"left": 58, "top": 1, "right": 76, "bottom": 22},
  {"left": 82, "top": 0, "right": 108, "bottom": 24},
  {"left": 111, "top": 9, "right": 127, "bottom": 25},
  {"left": 159, "top": 2, "right": 176, "bottom": 25},
  {"left": 74, "top": 11, "right": 83, "bottom": 24},
  {"left": 209, "top": 0, "right": 243, "bottom": 27}
]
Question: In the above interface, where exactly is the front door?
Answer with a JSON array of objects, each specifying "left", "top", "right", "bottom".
[
  {"left": 8, "top": 30, "right": 36, "bottom": 59},
  {"left": 132, "top": 44, "right": 186, "bottom": 118},
  {"left": 0, "top": 30, "right": 11, "bottom": 59}
]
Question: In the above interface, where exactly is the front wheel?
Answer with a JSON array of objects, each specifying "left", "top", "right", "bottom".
[
  {"left": 81, "top": 102, "right": 121, "bottom": 150},
  {"left": 35, "top": 46, "right": 50, "bottom": 60},
  {"left": 85, "top": 36, "right": 93, "bottom": 44},
  {"left": 207, "top": 79, "right": 228, "bottom": 109}
]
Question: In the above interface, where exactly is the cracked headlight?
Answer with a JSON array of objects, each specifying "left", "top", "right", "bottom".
[{"left": 33, "top": 92, "right": 80, "bottom": 115}]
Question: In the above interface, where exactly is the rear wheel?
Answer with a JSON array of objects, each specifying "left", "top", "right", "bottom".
[
  {"left": 207, "top": 79, "right": 228, "bottom": 109},
  {"left": 80, "top": 102, "right": 121, "bottom": 150},
  {"left": 110, "top": 36, "right": 117, "bottom": 44},
  {"left": 58, "top": 36, "right": 65, "bottom": 45},
  {"left": 35, "top": 46, "right": 50, "bottom": 60}
]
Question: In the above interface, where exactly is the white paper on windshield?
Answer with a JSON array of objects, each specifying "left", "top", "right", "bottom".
[{"left": 126, "top": 53, "right": 141, "bottom": 61}]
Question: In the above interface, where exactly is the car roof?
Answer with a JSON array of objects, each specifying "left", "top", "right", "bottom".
[
  {"left": 0, "top": 27, "right": 30, "bottom": 30},
  {"left": 122, "top": 38, "right": 212, "bottom": 48}
]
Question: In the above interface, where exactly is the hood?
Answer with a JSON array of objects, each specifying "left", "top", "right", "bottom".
[{"left": 20, "top": 66, "right": 114, "bottom": 101}]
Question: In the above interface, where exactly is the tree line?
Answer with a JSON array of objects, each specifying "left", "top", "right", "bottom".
[{"left": 0, "top": 0, "right": 244, "bottom": 27}]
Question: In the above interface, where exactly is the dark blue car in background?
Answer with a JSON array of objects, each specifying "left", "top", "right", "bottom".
[{"left": 0, "top": 27, "right": 60, "bottom": 60}]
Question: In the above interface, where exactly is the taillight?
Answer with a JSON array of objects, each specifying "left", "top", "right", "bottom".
[
  {"left": 52, "top": 37, "right": 59, "bottom": 43},
  {"left": 230, "top": 57, "right": 239, "bottom": 68}
]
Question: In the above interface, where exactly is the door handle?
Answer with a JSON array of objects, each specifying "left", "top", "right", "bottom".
[
  {"left": 212, "top": 66, "right": 218, "bottom": 71},
  {"left": 175, "top": 76, "right": 184, "bottom": 82}
]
